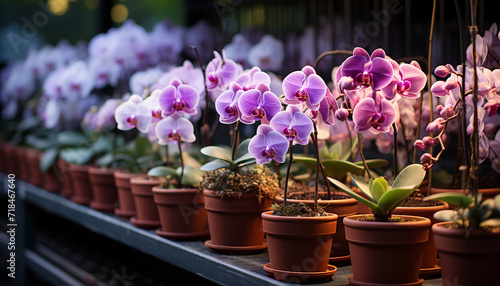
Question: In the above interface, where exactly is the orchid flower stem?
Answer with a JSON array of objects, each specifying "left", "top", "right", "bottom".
[
  {"left": 345, "top": 120, "right": 355, "bottom": 162},
  {"left": 392, "top": 122, "right": 398, "bottom": 177},
  {"left": 312, "top": 122, "right": 331, "bottom": 202},
  {"left": 469, "top": 0, "right": 479, "bottom": 202},
  {"left": 357, "top": 132, "right": 372, "bottom": 179},
  {"left": 414, "top": 89, "right": 424, "bottom": 164},
  {"left": 283, "top": 141, "right": 294, "bottom": 206},
  {"left": 312, "top": 50, "right": 354, "bottom": 70},
  {"left": 177, "top": 139, "right": 184, "bottom": 189},
  {"left": 427, "top": 0, "right": 437, "bottom": 195},
  {"left": 190, "top": 45, "right": 211, "bottom": 147},
  {"left": 231, "top": 120, "right": 241, "bottom": 161}
]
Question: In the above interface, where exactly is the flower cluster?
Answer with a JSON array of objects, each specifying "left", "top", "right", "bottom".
[
  {"left": 333, "top": 47, "right": 426, "bottom": 137},
  {"left": 415, "top": 24, "right": 500, "bottom": 172}
]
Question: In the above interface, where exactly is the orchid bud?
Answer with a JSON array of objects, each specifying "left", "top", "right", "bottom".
[
  {"left": 426, "top": 118, "right": 445, "bottom": 134},
  {"left": 339, "top": 76, "right": 356, "bottom": 91},
  {"left": 414, "top": 139, "right": 426, "bottom": 151},
  {"left": 443, "top": 80, "right": 458, "bottom": 91},
  {"left": 335, "top": 108, "right": 350, "bottom": 121},
  {"left": 423, "top": 136, "right": 438, "bottom": 147},
  {"left": 435, "top": 65, "right": 449, "bottom": 77},
  {"left": 436, "top": 104, "right": 444, "bottom": 114},
  {"left": 440, "top": 106, "right": 455, "bottom": 119},
  {"left": 420, "top": 153, "right": 434, "bottom": 170}
]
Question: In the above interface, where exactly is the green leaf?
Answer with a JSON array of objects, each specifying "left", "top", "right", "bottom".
[
  {"left": 320, "top": 145, "right": 334, "bottom": 160},
  {"left": 148, "top": 166, "right": 178, "bottom": 177},
  {"left": 17, "top": 117, "right": 40, "bottom": 131},
  {"left": 480, "top": 218, "right": 500, "bottom": 228},
  {"left": 294, "top": 156, "right": 365, "bottom": 180},
  {"left": 354, "top": 159, "right": 390, "bottom": 170},
  {"left": 340, "top": 136, "right": 359, "bottom": 161},
  {"left": 328, "top": 177, "right": 381, "bottom": 214},
  {"left": 182, "top": 152, "right": 202, "bottom": 169},
  {"left": 59, "top": 147, "right": 93, "bottom": 165},
  {"left": 40, "top": 147, "right": 59, "bottom": 172},
  {"left": 234, "top": 152, "right": 255, "bottom": 165},
  {"left": 434, "top": 210, "right": 458, "bottom": 222},
  {"left": 179, "top": 165, "right": 203, "bottom": 187},
  {"left": 391, "top": 164, "right": 426, "bottom": 190},
  {"left": 200, "top": 159, "right": 230, "bottom": 171},
  {"left": 92, "top": 136, "right": 113, "bottom": 154},
  {"left": 423, "top": 192, "right": 474, "bottom": 207},
  {"left": 371, "top": 177, "right": 389, "bottom": 203},
  {"left": 236, "top": 138, "right": 252, "bottom": 158},
  {"left": 200, "top": 146, "right": 232, "bottom": 162},
  {"left": 351, "top": 175, "right": 374, "bottom": 201},
  {"left": 377, "top": 187, "right": 418, "bottom": 216},
  {"left": 95, "top": 152, "right": 114, "bottom": 167},
  {"left": 57, "top": 131, "right": 90, "bottom": 146}
]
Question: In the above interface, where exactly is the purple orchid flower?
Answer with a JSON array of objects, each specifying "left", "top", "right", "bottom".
[
  {"left": 352, "top": 92, "right": 397, "bottom": 133},
  {"left": 114, "top": 94, "right": 152, "bottom": 133},
  {"left": 215, "top": 82, "right": 252, "bottom": 124},
  {"left": 282, "top": 65, "right": 327, "bottom": 111},
  {"left": 238, "top": 82, "right": 282, "bottom": 124},
  {"left": 143, "top": 89, "right": 164, "bottom": 122},
  {"left": 337, "top": 47, "right": 394, "bottom": 91},
  {"left": 317, "top": 89, "right": 338, "bottom": 125},
  {"left": 233, "top": 66, "right": 271, "bottom": 91},
  {"left": 205, "top": 50, "right": 241, "bottom": 91},
  {"left": 489, "top": 130, "right": 500, "bottom": 172},
  {"left": 248, "top": 124, "right": 289, "bottom": 164},
  {"left": 155, "top": 113, "right": 196, "bottom": 145},
  {"left": 381, "top": 60, "right": 426, "bottom": 100},
  {"left": 269, "top": 105, "right": 313, "bottom": 145},
  {"left": 158, "top": 78, "right": 199, "bottom": 116}
]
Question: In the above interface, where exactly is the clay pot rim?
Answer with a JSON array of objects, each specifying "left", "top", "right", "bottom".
[
  {"left": 274, "top": 192, "right": 357, "bottom": 205},
  {"left": 114, "top": 170, "right": 142, "bottom": 178},
  {"left": 395, "top": 200, "right": 449, "bottom": 211},
  {"left": 262, "top": 210, "right": 338, "bottom": 222},
  {"left": 432, "top": 221, "right": 500, "bottom": 237},
  {"left": 88, "top": 166, "right": 116, "bottom": 175},
  {"left": 68, "top": 163, "right": 90, "bottom": 171},
  {"left": 152, "top": 186, "right": 201, "bottom": 194},
  {"left": 344, "top": 214, "right": 431, "bottom": 229},
  {"left": 202, "top": 188, "right": 272, "bottom": 200},
  {"left": 130, "top": 176, "right": 162, "bottom": 184}
]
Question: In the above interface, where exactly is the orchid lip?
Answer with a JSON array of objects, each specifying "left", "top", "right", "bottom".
[
  {"left": 168, "top": 131, "right": 180, "bottom": 141},
  {"left": 251, "top": 107, "right": 265, "bottom": 119},
  {"left": 356, "top": 72, "right": 371, "bottom": 86},
  {"left": 294, "top": 89, "right": 308, "bottom": 101},
  {"left": 262, "top": 147, "right": 276, "bottom": 159},
  {"left": 283, "top": 127, "right": 297, "bottom": 140},
  {"left": 173, "top": 100, "right": 186, "bottom": 111}
]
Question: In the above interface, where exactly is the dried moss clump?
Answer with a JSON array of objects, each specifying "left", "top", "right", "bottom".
[
  {"left": 200, "top": 164, "right": 279, "bottom": 202},
  {"left": 272, "top": 202, "right": 328, "bottom": 217}
]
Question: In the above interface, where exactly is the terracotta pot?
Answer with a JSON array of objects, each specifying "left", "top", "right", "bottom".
[
  {"left": 433, "top": 222, "right": 500, "bottom": 286},
  {"left": 262, "top": 211, "right": 338, "bottom": 283},
  {"left": 2, "top": 142, "right": 18, "bottom": 174},
  {"left": 130, "top": 177, "right": 161, "bottom": 229},
  {"left": 352, "top": 188, "right": 372, "bottom": 214},
  {"left": 393, "top": 200, "right": 449, "bottom": 278},
  {"left": 88, "top": 167, "right": 118, "bottom": 213},
  {"left": 25, "top": 148, "right": 44, "bottom": 187},
  {"left": 113, "top": 171, "right": 139, "bottom": 219},
  {"left": 344, "top": 214, "right": 431, "bottom": 286},
  {"left": 68, "top": 164, "right": 93, "bottom": 205},
  {"left": 152, "top": 186, "right": 209, "bottom": 240},
  {"left": 58, "top": 159, "right": 73, "bottom": 198},
  {"left": 42, "top": 163, "right": 62, "bottom": 193},
  {"left": 275, "top": 192, "right": 357, "bottom": 265},
  {"left": 203, "top": 189, "right": 272, "bottom": 254},
  {"left": 15, "top": 146, "right": 30, "bottom": 181}
]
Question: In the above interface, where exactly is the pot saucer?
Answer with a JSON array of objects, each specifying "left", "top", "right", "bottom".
[
  {"left": 204, "top": 240, "right": 267, "bottom": 255},
  {"left": 114, "top": 208, "right": 136, "bottom": 219},
  {"left": 156, "top": 228, "right": 210, "bottom": 241},
  {"left": 419, "top": 259, "right": 441, "bottom": 279},
  {"left": 131, "top": 216, "right": 161, "bottom": 229},
  {"left": 90, "top": 201, "right": 115, "bottom": 213},
  {"left": 348, "top": 277, "right": 424, "bottom": 286},
  {"left": 71, "top": 196, "right": 92, "bottom": 205},
  {"left": 263, "top": 263, "right": 336, "bottom": 284},
  {"left": 329, "top": 254, "right": 351, "bottom": 266}
]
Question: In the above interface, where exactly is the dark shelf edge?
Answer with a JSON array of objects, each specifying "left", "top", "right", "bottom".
[
  {"left": 25, "top": 250, "right": 85, "bottom": 286},
  {"left": 17, "top": 180, "right": 287, "bottom": 286}
]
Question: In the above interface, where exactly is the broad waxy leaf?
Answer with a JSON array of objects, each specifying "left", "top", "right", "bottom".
[
  {"left": 148, "top": 166, "right": 178, "bottom": 177},
  {"left": 377, "top": 187, "right": 419, "bottom": 215},
  {"left": 60, "top": 147, "right": 93, "bottom": 165},
  {"left": 371, "top": 177, "right": 388, "bottom": 203},
  {"left": 423, "top": 192, "right": 474, "bottom": 207},
  {"left": 236, "top": 138, "right": 252, "bottom": 159},
  {"left": 434, "top": 210, "right": 457, "bottom": 222},
  {"left": 57, "top": 131, "right": 90, "bottom": 146},
  {"left": 95, "top": 152, "right": 114, "bottom": 167},
  {"left": 351, "top": 175, "right": 374, "bottom": 201},
  {"left": 480, "top": 218, "right": 500, "bottom": 228},
  {"left": 40, "top": 147, "right": 59, "bottom": 172},
  {"left": 92, "top": 136, "right": 113, "bottom": 154},
  {"left": 200, "top": 159, "right": 230, "bottom": 171},
  {"left": 354, "top": 159, "right": 389, "bottom": 170},
  {"left": 320, "top": 145, "right": 334, "bottom": 160},
  {"left": 294, "top": 156, "right": 365, "bottom": 180},
  {"left": 200, "top": 146, "right": 232, "bottom": 162},
  {"left": 328, "top": 177, "right": 381, "bottom": 213},
  {"left": 135, "top": 136, "right": 153, "bottom": 157},
  {"left": 234, "top": 152, "right": 255, "bottom": 165},
  {"left": 329, "top": 142, "right": 342, "bottom": 160},
  {"left": 391, "top": 164, "right": 426, "bottom": 190}
]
